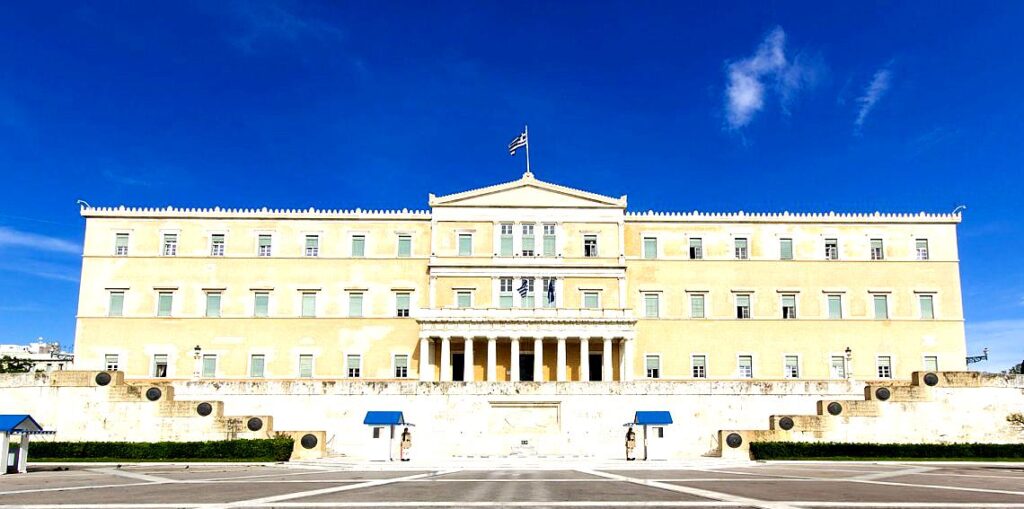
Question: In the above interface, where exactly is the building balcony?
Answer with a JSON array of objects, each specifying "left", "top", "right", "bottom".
[{"left": 417, "top": 307, "right": 635, "bottom": 323}]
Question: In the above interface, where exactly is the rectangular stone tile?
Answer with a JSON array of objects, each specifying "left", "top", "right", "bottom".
[
  {"left": 669, "top": 480, "right": 1024, "bottom": 503},
  {"left": 294, "top": 480, "right": 714, "bottom": 503},
  {"left": 0, "top": 481, "right": 355, "bottom": 505}
]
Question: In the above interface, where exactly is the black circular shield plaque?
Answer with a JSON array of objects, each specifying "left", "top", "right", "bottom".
[
  {"left": 196, "top": 402, "right": 213, "bottom": 416},
  {"left": 923, "top": 373, "right": 939, "bottom": 386},
  {"left": 247, "top": 417, "right": 263, "bottom": 431},
  {"left": 875, "top": 387, "right": 892, "bottom": 401},
  {"left": 95, "top": 372, "right": 112, "bottom": 386},
  {"left": 145, "top": 387, "right": 162, "bottom": 401},
  {"left": 778, "top": 416, "right": 795, "bottom": 430},
  {"left": 300, "top": 434, "right": 318, "bottom": 449},
  {"left": 726, "top": 433, "right": 743, "bottom": 448},
  {"left": 827, "top": 402, "right": 843, "bottom": 415}
]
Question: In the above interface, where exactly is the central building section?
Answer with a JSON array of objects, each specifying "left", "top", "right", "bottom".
[{"left": 418, "top": 172, "right": 636, "bottom": 382}]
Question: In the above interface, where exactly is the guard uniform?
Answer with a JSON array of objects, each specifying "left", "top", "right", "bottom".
[
  {"left": 400, "top": 428, "right": 412, "bottom": 462},
  {"left": 625, "top": 427, "right": 636, "bottom": 461}
]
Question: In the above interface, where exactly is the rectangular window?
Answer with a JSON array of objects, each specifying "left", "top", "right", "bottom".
[
  {"left": 784, "top": 355, "right": 799, "bottom": 378},
  {"left": 583, "top": 235, "right": 598, "bottom": 257},
  {"left": 543, "top": 224, "right": 556, "bottom": 256},
  {"left": 781, "top": 294, "right": 797, "bottom": 319},
  {"left": 105, "top": 354, "right": 119, "bottom": 371},
  {"left": 299, "top": 354, "right": 313, "bottom": 378},
  {"left": 644, "top": 293, "right": 660, "bottom": 318},
  {"left": 689, "top": 238, "right": 703, "bottom": 259},
  {"left": 257, "top": 234, "right": 272, "bottom": 257},
  {"left": 250, "top": 354, "right": 265, "bottom": 378},
  {"left": 351, "top": 235, "right": 365, "bottom": 257},
  {"left": 394, "top": 354, "right": 409, "bottom": 378},
  {"left": 738, "top": 355, "right": 753, "bottom": 378},
  {"left": 645, "top": 355, "right": 660, "bottom": 379},
  {"left": 831, "top": 355, "right": 846, "bottom": 378},
  {"left": 396, "top": 292, "right": 410, "bottom": 317},
  {"left": 499, "top": 278, "right": 513, "bottom": 308},
  {"left": 210, "top": 234, "right": 225, "bottom": 256},
  {"left": 499, "top": 223, "right": 513, "bottom": 256},
  {"left": 542, "top": 277, "right": 556, "bottom": 308},
  {"left": 877, "top": 356, "right": 892, "bottom": 379},
  {"left": 301, "top": 292, "right": 316, "bottom": 317},
  {"left": 108, "top": 291, "right": 125, "bottom": 317},
  {"left": 458, "top": 233, "right": 473, "bottom": 256},
  {"left": 583, "top": 291, "right": 599, "bottom": 309},
  {"left": 115, "top": 233, "right": 129, "bottom": 256},
  {"left": 827, "top": 294, "right": 842, "bottom": 319},
  {"left": 254, "top": 292, "right": 269, "bottom": 317},
  {"left": 825, "top": 238, "right": 839, "bottom": 260},
  {"left": 690, "top": 294, "right": 705, "bottom": 318},
  {"left": 456, "top": 290, "right": 472, "bottom": 308},
  {"left": 873, "top": 294, "right": 889, "bottom": 319},
  {"left": 397, "top": 235, "right": 412, "bottom": 257},
  {"left": 916, "top": 239, "right": 930, "bottom": 260},
  {"left": 520, "top": 278, "right": 535, "bottom": 308},
  {"left": 153, "top": 354, "right": 168, "bottom": 378},
  {"left": 691, "top": 355, "right": 707, "bottom": 378},
  {"left": 348, "top": 292, "right": 364, "bottom": 317},
  {"left": 924, "top": 355, "right": 938, "bottom": 371},
  {"left": 643, "top": 237, "right": 657, "bottom": 259},
  {"left": 202, "top": 354, "right": 217, "bottom": 377},
  {"left": 162, "top": 233, "right": 177, "bottom": 256},
  {"left": 919, "top": 294, "right": 935, "bottom": 319},
  {"left": 305, "top": 235, "right": 319, "bottom": 257},
  {"left": 157, "top": 292, "right": 173, "bottom": 317},
  {"left": 870, "top": 238, "right": 884, "bottom": 260},
  {"left": 779, "top": 238, "right": 793, "bottom": 260},
  {"left": 735, "top": 294, "right": 751, "bottom": 319},
  {"left": 205, "top": 292, "right": 222, "bottom": 318},
  {"left": 521, "top": 224, "right": 535, "bottom": 256},
  {"left": 346, "top": 354, "right": 361, "bottom": 378},
  {"left": 734, "top": 238, "right": 748, "bottom": 259}
]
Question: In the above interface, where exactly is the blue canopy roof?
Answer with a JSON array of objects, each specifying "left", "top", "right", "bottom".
[
  {"left": 633, "top": 411, "right": 673, "bottom": 425},
  {"left": 0, "top": 414, "right": 44, "bottom": 434},
  {"left": 363, "top": 411, "right": 409, "bottom": 426}
]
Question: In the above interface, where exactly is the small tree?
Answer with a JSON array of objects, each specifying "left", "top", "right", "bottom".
[
  {"left": 0, "top": 355, "right": 34, "bottom": 373},
  {"left": 1009, "top": 361, "right": 1023, "bottom": 375}
]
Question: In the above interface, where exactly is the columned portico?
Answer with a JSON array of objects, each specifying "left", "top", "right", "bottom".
[
  {"left": 579, "top": 338, "right": 590, "bottom": 381},
  {"left": 486, "top": 337, "right": 497, "bottom": 382},
  {"left": 509, "top": 338, "right": 520, "bottom": 381},
  {"left": 532, "top": 338, "right": 543, "bottom": 382},
  {"left": 556, "top": 337, "right": 567, "bottom": 382}
]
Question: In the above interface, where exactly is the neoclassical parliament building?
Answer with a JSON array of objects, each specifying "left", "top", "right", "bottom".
[{"left": 75, "top": 171, "right": 966, "bottom": 384}]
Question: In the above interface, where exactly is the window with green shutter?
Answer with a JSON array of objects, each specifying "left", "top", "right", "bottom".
[
  {"left": 115, "top": 233, "right": 129, "bottom": 256},
  {"left": 108, "top": 291, "right": 124, "bottom": 317},
  {"left": 520, "top": 278, "right": 535, "bottom": 308},
  {"left": 299, "top": 354, "right": 313, "bottom": 377},
  {"left": 644, "top": 293, "right": 660, "bottom": 318},
  {"left": 250, "top": 355, "right": 265, "bottom": 378},
  {"left": 689, "top": 238, "right": 703, "bottom": 259},
  {"left": 301, "top": 292, "right": 316, "bottom": 317},
  {"left": 394, "top": 354, "right": 409, "bottom": 378},
  {"left": 827, "top": 295, "right": 842, "bottom": 319},
  {"left": 499, "top": 278, "right": 513, "bottom": 308},
  {"left": 690, "top": 294, "right": 705, "bottom": 318},
  {"left": 643, "top": 237, "right": 657, "bottom": 259},
  {"left": 456, "top": 291, "right": 472, "bottom": 308},
  {"left": 254, "top": 292, "right": 269, "bottom": 317},
  {"left": 458, "top": 233, "right": 472, "bottom": 256},
  {"left": 499, "top": 224, "right": 513, "bottom": 256},
  {"left": 397, "top": 235, "right": 412, "bottom": 257},
  {"left": 919, "top": 294, "right": 935, "bottom": 319},
  {"left": 780, "top": 238, "right": 793, "bottom": 260},
  {"left": 873, "top": 294, "right": 888, "bottom": 319},
  {"left": 734, "top": 238, "right": 748, "bottom": 259},
  {"left": 396, "top": 292, "right": 410, "bottom": 317},
  {"left": 735, "top": 294, "right": 751, "bottom": 319},
  {"left": 305, "top": 235, "right": 319, "bottom": 257},
  {"left": 346, "top": 354, "right": 361, "bottom": 378},
  {"left": 645, "top": 355, "right": 660, "bottom": 378},
  {"left": 157, "top": 292, "right": 173, "bottom": 317},
  {"left": 257, "top": 234, "right": 271, "bottom": 256},
  {"left": 781, "top": 294, "right": 796, "bottom": 319},
  {"left": 202, "top": 354, "right": 216, "bottom": 377},
  {"left": 542, "top": 224, "right": 556, "bottom": 256},
  {"left": 521, "top": 224, "right": 535, "bottom": 256},
  {"left": 691, "top": 355, "right": 706, "bottom": 378},
  {"left": 348, "top": 292, "right": 363, "bottom": 317},
  {"left": 205, "top": 292, "right": 221, "bottom": 318},
  {"left": 583, "top": 291, "right": 599, "bottom": 309},
  {"left": 784, "top": 355, "right": 799, "bottom": 378},
  {"left": 351, "top": 235, "right": 365, "bottom": 257}
]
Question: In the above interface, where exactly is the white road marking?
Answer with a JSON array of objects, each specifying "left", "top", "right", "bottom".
[
  {"left": 579, "top": 469, "right": 801, "bottom": 509},
  {"left": 846, "top": 465, "right": 938, "bottom": 480},
  {"left": 86, "top": 467, "right": 179, "bottom": 483},
  {"left": 0, "top": 481, "right": 155, "bottom": 496},
  {"left": 846, "top": 477, "right": 1024, "bottom": 496}
]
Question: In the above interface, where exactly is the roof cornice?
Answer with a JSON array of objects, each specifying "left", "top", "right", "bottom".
[
  {"left": 428, "top": 172, "right": 627, "bottom": 208},
  {"left": 625, "top": 210, "right": 962, "bottom": 224},
  {"left": 80, "top": 206, "right": 431, "bottom": 220}
]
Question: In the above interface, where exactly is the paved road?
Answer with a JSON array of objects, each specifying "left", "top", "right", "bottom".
[{"left": 2, "top": 461, "right": 1024, "bottom": 508}]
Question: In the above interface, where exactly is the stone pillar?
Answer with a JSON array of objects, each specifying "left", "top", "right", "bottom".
[
  {"left": 440, "top": 336, "right": 452, "bottom": 382},
  {"left": 556, "top": 337, "right": 567, "bottom": 382},
  {"left": 464, "top": 337, "right": 474, "bottom": 382},
  {"left": 419, "top": 336, "right": 432, "bottom": 382},
  {"left": 0, "top": 432, "right": 9, "bottom": 476},
  {"left": 510, "top": 338, "right": 520, "bottom": 382},
  {"left": 602, "top": 337, "right": 613, "bottom": 381},
  {"left": 533, "top": 338, "right": 544, "bottom": 382},
  {"left": 579, "top": 338, "right": 590, "bottom": 382},
  {"left": 622, "top": 337, "right": 635, "bottom": 382},
  {"left": 16, "top": 434, "right": 29, "bottom": 473},
  {"left": 486, "top": 337, "right": 497, "bottom": 382}
]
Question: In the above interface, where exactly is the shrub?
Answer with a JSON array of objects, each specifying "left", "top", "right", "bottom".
[
  {"left": 29, "top": 438, "right": 294, "bottom": 462},
  {"left": 749, "top": 441, "right": 1024, "bottom": 460}
]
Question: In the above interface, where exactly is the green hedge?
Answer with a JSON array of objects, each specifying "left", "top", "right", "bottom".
[
  {"left": 29, "top": 438, "right": 294, "bottom": 462},
  {"left": 750, "top": 441, "right": 1024, "bottom": 460}
]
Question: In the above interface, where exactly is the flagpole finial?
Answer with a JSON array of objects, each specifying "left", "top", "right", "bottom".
[{"left": 523, "top": 169, "right": 534, "bottom": 179}]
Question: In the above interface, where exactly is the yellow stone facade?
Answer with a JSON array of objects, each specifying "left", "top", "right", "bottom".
[{"left": 74, "top": 173, "right": 966, "bottom": 382}]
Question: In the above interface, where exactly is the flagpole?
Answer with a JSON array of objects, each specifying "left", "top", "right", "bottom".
[{"left": 524, "top": 124, "right": 531, "bottom": 176}]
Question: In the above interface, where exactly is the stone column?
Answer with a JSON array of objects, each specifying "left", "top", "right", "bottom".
[
  {"left": 533, "top": 338, "right": 544, "bottom": 382},
  {"left": 440, "top": 336, "right": 452, "bottom": 382},
  {"left": 418, "top": 336, "right": 432, "bottom": 382},
  {"left": 622, "top": 337, "right": 635, "bottom": 382},
  {"left": 486, "top": 337, "right": 497, "bottom": 382},
  {"left": 16, "top": 434, "right": 29, "bottom": 473},
  {"left": 556, "top": 337, "right": 567, "bottom": 382},
  {"left": 579, "top": 338, "right": 590, "bottom": 382},
  {"left": 510, "top": 338, "right": 520, "bottom": 382},
  {"left": 464, "top": 337, "right": 474, "bottom": 382},
  {"left": 0, "top": 432, "right": 9, "bottom": 476},
  {"left": 602, "top": 337, "right": 613, "bottom": 381}
]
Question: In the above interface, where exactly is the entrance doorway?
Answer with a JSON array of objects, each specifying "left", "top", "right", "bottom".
[
  {"left": 452, "top": 353, "right": 465, "bottom": 381},
  {"left": 519, "top": 354, "right": 535, "bottom": 381},
  {"left": 588, "top": 353, "right": 603, "bottom": 381}
]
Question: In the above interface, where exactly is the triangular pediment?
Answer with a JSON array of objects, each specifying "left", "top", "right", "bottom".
[{"left": 429, "top": 172, "right": 626, "bottom": 208}]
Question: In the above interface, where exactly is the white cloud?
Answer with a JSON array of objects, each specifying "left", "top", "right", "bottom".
[
  {"left": 724, "top": 27, "right": 815, "bottom": 129},
  {"left": 0, "top": 226, "right": 80, "bottom": 255},
  {"left": 854, "top": 66, "right": 892, "bottom": 130},
  {"left": 966, "top": 319, "right": 1024, "bottom": 372},
  {"left": 0, "top": 260, "right": 79, "bottom": 283}
]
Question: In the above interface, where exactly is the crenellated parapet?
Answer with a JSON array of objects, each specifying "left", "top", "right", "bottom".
[
  {"left": 80, "top": 205, "right": 432, "bottom": 220},
  {"left": 626, "top": 210, "right": 962, "bottom": 224}
]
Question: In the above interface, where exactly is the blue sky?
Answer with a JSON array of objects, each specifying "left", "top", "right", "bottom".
[{"left": 0, "top": 1, "right": 1021, "bottom": 370}]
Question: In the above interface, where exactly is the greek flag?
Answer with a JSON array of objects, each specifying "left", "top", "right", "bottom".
[
  {"left": 508, "top": 130, "right": 527, "bottom": 156},
  {"left": 546, "top": 278, "right": 555, "bottom": 304},
  {"left": 517, "top": 278, "right": 530, "bottom": 298}
]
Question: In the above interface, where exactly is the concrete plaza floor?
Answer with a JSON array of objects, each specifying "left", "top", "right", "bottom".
[{"left": 2, "top": 460, "right": 1024, "bottom": 508}]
